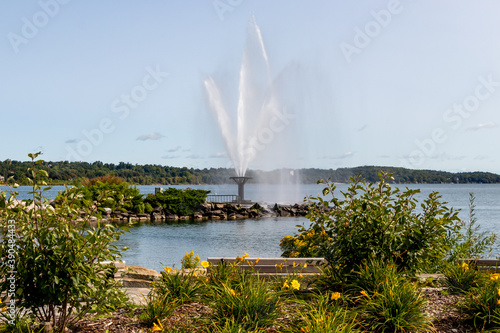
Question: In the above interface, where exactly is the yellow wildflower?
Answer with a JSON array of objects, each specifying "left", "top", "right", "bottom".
[
  {"left": 1, "top": 306, "right": 7, "bottom": 312},
  {"left": 490, "top": 273, "right": 500, "bottom": 281},
  {"left": 164, "top": 266, "right": 172, "bottom": 273},
  {"left": 283, "top": 281, "right": 290, "bottom": 289},
  {"left": 152, "top": 319, "right": 164, "bottom": 331},
  {"left": 361, "top": 290, "right": 369, "bottom": 298},
  {"left": 255, "top": 258, "right": 260, "bottom": 264},
  {"left": 291, "top": 280, "right": 300, "bottom": 290},
  {"left": 275, "top": 263, "right": 284, "bottom": 269},
  {"left": 298, "top": 274, "right": 303, "bottom": 279},
  {"left": 461, "top": 262, "right": 469, "bottom": 271},
  {"left": 200, "top": 261, "right": 209, "bottom": 268},
  {"left": 303, "top": 263, "right": 307, "bottom": 268},
  {"left": 331, "top": 292, "right": 341, "bottom": 301},
  {"left": 230, "top": 289, "right": 236, "bottom": 296},
  {"left": 243, "top": 252, "right": 249, "bottom": 258}
]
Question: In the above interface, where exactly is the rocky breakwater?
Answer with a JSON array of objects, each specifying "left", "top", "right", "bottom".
[{"left": 105, "top": 202, "right": 309, "bottom": 223}]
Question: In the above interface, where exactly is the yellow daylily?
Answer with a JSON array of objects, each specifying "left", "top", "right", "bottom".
[
  {"left": 164, "top": 266, "right": 172, "bottom": 273},
  {"left": 229, "top": 289, "right": 236, "bottom": 296},
  {"left": 461, "top": 262, "right": 469, "bottom": 271},
  {"left": 152, "top": 319, "right": 164, "bottom": 331},
  {"left": 361, "top": 290, "right": 369, "bottom": 298},
  {"left": 283, "top": 281, "right": 290, "bottom": 289},
  {"left": 200, "top": 261, "right": 209, "bottom": 268},
  {"left": 1, "top": 306, "right": 7, "bottom": 312},
  {"left": 291, "top": 279, "right": 300, "bottom": 290},
  {"left": 331, "top": 292, "right": 341, "bottom": 301},
  {"left": 490, "top": 273, "right": 500, "bottom": 281},
  {"left": 255, "top": 258, "right": 260, "bottom": 264}
]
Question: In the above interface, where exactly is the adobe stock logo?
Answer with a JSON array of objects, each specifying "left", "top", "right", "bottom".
[
  {"left": 7, "top": 0, "right": 71, "bottom": 54},
  {"left": 65, "top": 65, "right": 168, "bottom": 161},
  {"left": 340, "top": 0, "right": 404, "bottom": 64},
  {"left": 400, "top": 75, "right": 499, "bottom": 168}
]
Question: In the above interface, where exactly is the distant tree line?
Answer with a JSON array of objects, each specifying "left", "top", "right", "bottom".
[{"left": 1, "top": 159, "right": 499, "bottom": 185}]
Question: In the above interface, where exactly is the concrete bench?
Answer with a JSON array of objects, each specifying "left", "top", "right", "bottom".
[
  {"left": 458, "top": 259, "right": 500, "bottom": 272},
  {"left": 206, "top": 257, "right": 326, "bottom": 276}
]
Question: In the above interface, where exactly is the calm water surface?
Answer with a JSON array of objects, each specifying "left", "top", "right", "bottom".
[{"left": 2, "top": 183, "right": 499, "bottom": 271}]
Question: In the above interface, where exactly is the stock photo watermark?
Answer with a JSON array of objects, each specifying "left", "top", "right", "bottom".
[
  {"left": 3, "top": 220, "right": 17, "bottom": 325},
  {"left": 65, "top": 65, "right": 168, "bottom": 161},
  {"left": 340, "top": 0, "right": 404, "bottom": 64},
  {"left": 212, "top": 0, "right": 243, "bottom": 21},
  {"left": 400, "top": 74, "right": 499, "bottom": 168},
  {"left": 7, "top": 0, "right": 72, "bottom": 54}
]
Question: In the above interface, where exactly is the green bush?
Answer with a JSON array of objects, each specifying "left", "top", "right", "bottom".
[
  {"left": 208, "top": 276, "right": 282, "bottom": 331},
  {"left": 357, "top": 272, "right": 431, "bottom": 332},
  {"left": 443, "top": 261, "right": 485, "bottom": 294},
  {"left": 281, "top": 173, "right": 461, "bottom": 274},
  {"left": 0, "top": 153, "right": 128, "bottom": 332},
  {"left": 144, "top": 187, "right": 210, "bottom": 216},
  {"left": 294, "top": 292, "right": 360, "bottom": 333},
  {"left": 56, "top": 175, "right": 145, "bottom": 214},
  {"left": 458, "top": 275, "right": 500, "bottom": 330},
  {"left": 154, "top": 269, "right": 205, "bottom": 304}
]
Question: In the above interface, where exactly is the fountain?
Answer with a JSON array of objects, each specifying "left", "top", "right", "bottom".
[
  {"left": 229, "top": 176, "right": 252, "bottom": 204},
  {"left": 204, "top": 15, "right": 280, "bottom": 178},
  {"left": 205, "top": 16, "right": 301, "bottom": 203}
]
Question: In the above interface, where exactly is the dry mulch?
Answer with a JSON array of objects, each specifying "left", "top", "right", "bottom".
[{"left": 69, "top": 288, "right": 477, "bottom": 332}]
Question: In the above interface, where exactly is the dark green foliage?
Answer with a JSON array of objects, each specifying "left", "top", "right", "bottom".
[
  {"left": 0, "top": 153, "right": 128, "bottom": 332},
  {"left": 282, "top": 173, "right": 462, "bottom": 274},
  {"left": 443, "top": 262, "right": 485, "bottom": 294},
  {"left": 55, "top": 177, "right": 145, "bottom": 214},
  {"left": 458, "top": 277, "right": 500, "bottom": 330},
  {"left": 144, "top": 188, "right": 209, "bottom": 216},
  {"left": 2, "top": 158, "right": 499, "bottom": 185}
]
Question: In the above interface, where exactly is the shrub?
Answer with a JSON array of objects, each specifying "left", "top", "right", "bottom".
[
  {"left": 458, "top": 275, "right": 500, "bottom": 330},
  {"left": 138, "top": 291, "right": 177, "bottom": 327},
  {"left": 208, "top": 276, "right": 282, "bottom": 331},
  {"left": 357, "top": 276, "right": 431, "bottom": 332},
  {"left": 0, "top": 153, "right": 128, "bottom": 332},
  {"left": 443, "top": 261, "right": 485, "bottom": 294},
  {"left": 155, "top": 268, "right": 205, "bottom": 304},
  {"left": 181, "top": 251, "right": 201, "bottom": 269},
  {"left": 56, "top": 176, "right": 145, "bottom": 214},
  {"left": 446, "top": 193, "right": 498, "bottom": 263},
  {"left": 295, "top": 292, "right": 360, "bottom": 333},
  {"left": 144, "top": 187, "right": 210, "bottom": 216},
  {"left": 281, "top": 173, "right": 461, "bottom": 275}
]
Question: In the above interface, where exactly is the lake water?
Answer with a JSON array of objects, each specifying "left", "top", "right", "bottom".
[{"left": 2, "top": 183, "right": 499, "bottom": 271}]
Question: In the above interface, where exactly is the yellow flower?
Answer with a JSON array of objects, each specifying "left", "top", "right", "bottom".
[
  {"left": 491, "top": 273, "right": 500, "bottom": 281},
  {"left": 331, "top": 292, "right": 341, "bottom": 301},
  {"left": 152, "top": 319, "right": 164, "bottom": 331},
  {"left": 1, "top": 306, "right": 7, "bottom": 312},
  {"left": 361, "top": 290, "right": 369, "bottom": 298},
  {"left": 255, "top": 258, "right": 260, "bottom": 264},
  {"left": 164, "top": 266, "right": 172, "bottom": 273},
  {"left": 200, "top": 261, "right": 209, "bottom": 268},
  {"left": 242, "top": 252, "right": 249, "bottom": 259},
  {"left": 275, "top": 263, "right": 284, "bottom": 269},
  {"left": 229, "top": 289, "right": 236, "bottom": 296},
  {"left": 461, "top": 262, "right": 469, "bottom": 271},
  {"left": 291, "top": 280, "right": 300, "bottom": 290},
  {"left": 497, "top": 299, "right": 500, "bottom": 306},
  {"left": 283, "top": 281, "right": 290, "bottom": 289},
  {"left": 303, "top": 263, "right": 307, "bottom": 268},
  {"left": 298, "top": 274, "right": 303, "bottom": 279}
]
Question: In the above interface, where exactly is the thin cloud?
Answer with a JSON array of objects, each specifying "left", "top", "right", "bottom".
[
  {"left": 209, "top": 152, "right": 227, "bottom": 158},
  {"left": 167, "top": 145, "right": 181, "bottom": 152},
  {"left": 136, "top": 132, "right": 164, "bottom": 141},
  {"left": 161, "top": 155, "right": 179, "bottom": 159},
  {"left": 65, "top": 139, "right": 77, "bottom": 144},
  {"left": 466, "top": 122, "right": 497, "bottom": 131},
  {"left": 320, "top": 152, "right": 354, "bottom": 160}
]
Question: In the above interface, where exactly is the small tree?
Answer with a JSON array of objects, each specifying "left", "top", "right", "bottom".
[
  {"left": 0, "top": 153, "right": 127, "bottom": 332},
  {"left": 281, "top": 173, "right": 462, "bottom": 275}
]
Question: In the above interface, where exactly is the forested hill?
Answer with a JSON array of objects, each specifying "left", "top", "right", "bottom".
[{"left": 0, "top": 160, "right": 499, "bottom": 185}]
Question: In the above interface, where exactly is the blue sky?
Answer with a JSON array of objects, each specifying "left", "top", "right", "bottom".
[{"left": 1, "top": 1, "right": 500, "bottom": 174}]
